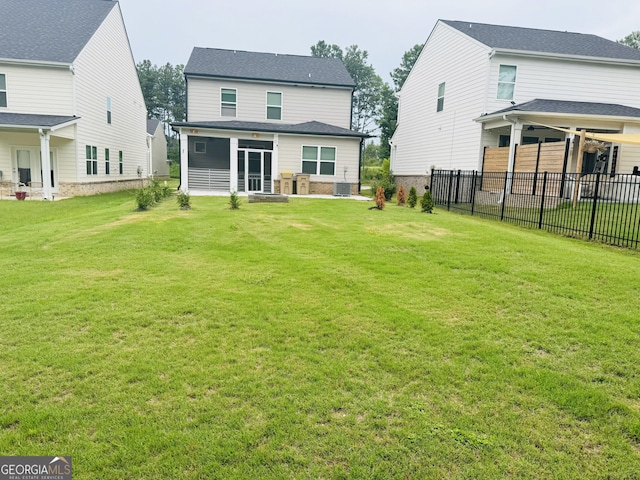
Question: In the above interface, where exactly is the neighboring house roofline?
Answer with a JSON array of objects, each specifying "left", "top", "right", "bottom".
[
  {"left": 475, "top": 99, "right": 640, "bottom": 123},
  {"left": 184, "top": 72, "right": 355, "bottom": 90},
  {"left": 171, "top": 120, "right": 370, "bottom": 138}
]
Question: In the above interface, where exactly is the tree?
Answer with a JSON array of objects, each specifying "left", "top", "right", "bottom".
[
  {"left": 363, "top": 142, "right": 381, "bottom": 166},
  {"left": 376, "top": 44, "right": 423, "bottom": 158},
  {"left": 311, "top": 41, "right": 383, "bottom": 134},
  {"left": 390, "top": 44, "right": 423, "bottom": 91},
  {"left": 618, "top": 31, "right": 640, "bottom": 49}
]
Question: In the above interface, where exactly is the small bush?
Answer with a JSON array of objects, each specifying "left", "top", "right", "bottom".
[
  {"left": 135, "top": 187, "right": 154, "bottom": 211},
  {"left": 397, "top": 185, "right": 407, "bottom": 206},
  {"left": 229, "top": 191, "right": 241, "bottom": 210},
  {"left": 177, "top": 190, "right": 191, "bottom": 210},
  {"left": 375, "top": 186, "right": 385, "bottom": 210},
  {"left": 408, "top": 186, "right": 417, "bottom": 208},
  {"left": 421, "top": 189, "right": 434, "bottom": 213},
  {"left": 371, "top": 158, "right": 396, "bottom": 201}
]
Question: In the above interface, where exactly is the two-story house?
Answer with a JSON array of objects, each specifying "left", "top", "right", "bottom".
[
  {"left": 391, "top": 20, "right": 640, "bottom": 191},
  {"left": 172, "top": 48, "right": 367, "bottom": 195},
  {"left": 0, "top": 0, "right": 148, "bottom": 199}
]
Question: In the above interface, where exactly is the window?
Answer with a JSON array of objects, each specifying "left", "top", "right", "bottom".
[
  {"left": 221, "top": 88, "right": 237, "bottom": 117},
  {"left": 105, "top": 148, "right": 110, "bottom": 175},
  {"left": 106, "top": 97, "right": 112, "bottom": 124},
  {"left": 119, "top": 150, "right": 123, "bottom": 174},
  {"left": 86, "top": 145, "right": 97, "bottom": 175},
  {"left": 436, "top": 82, "right": 445, "bottom": 112},
  {"left": 0, "top": 74, "right": 6, "bottom": 108},
  {"left": 497, "top": 65, "right": 517, "bottom": 100},
  {"left": 194, "top": 141, "right": 206, "bottom": 153},
  {"left": 266, "top": 92, "right": 282, "bottom": 120},
  {"left": 301, "top": 145, "right": 336, "bottom": 176}
]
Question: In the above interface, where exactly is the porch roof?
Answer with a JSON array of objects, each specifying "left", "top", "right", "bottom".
[
  {"left": 0, "top": 112, "right": 79, "bottom": 130},
  {"left": 171, "top": 120, "right": 370, "bottom": 138},
  {"left": 476, "top": 99, "right": 640, "bottom": 123}
]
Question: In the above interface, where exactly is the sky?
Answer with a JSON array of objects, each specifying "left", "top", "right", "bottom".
[{"left": 119, "top": 0, "right": 640, "bottom": 85}]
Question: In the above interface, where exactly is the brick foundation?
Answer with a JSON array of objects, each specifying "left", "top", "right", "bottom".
[
  {"left": 394, "top": 175, "right": 431, "bottom": 195},
  {"left": 58, "top": 179, "right": 149, "bottom": 197},
  {"left": 274, "top": 180, "right": 359, "bottom": 196}
]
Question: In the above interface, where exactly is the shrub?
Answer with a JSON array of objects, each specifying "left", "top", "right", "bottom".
[
  {"left": 397, "top": 185, "right": 406, "bottom": 206},
  {"left": 229, "top": 191, "right": 241, "bottom": 210},
  {"left": 135, "top": 187, "right": 154, "bottom": 211},
  {"left": 371, "top": 159, "right": 397, "bottom": 201},
  {"left": 375, "top": 186, "right": 385, "bottom": 210},
  {"left": 421, "top": 189, "right": 434, "bottom": 213},
  {"left": 177, "top": 190, "right": 191, "bottom": 210},
  {"left": 408, "top": 186, "right": 418, "bottom": 208}
]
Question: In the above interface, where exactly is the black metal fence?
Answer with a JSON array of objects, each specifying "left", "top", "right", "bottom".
[{"left": 431, "top": 170, "right": 640, "bottom": 249}]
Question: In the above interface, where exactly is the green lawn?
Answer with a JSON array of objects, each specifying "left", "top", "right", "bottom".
[{"left": 1, "top": 191, "right": 640, "bottom": 479}]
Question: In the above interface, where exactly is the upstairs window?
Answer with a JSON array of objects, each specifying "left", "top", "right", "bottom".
[
  {"left": 0, "top": 74, "right": 6, "bottom": 107},
  {"left": 302, "top": 146, "right": 336, "bottom": 176},
  {"left": 106, "top": 97, "right": 112, "bottom": 124},
  {"left": 221, "top": 88, "right": 237, "bottom": 117},
  {"left": 266, "top": 92, "right": 282, "bottom": 120},
  {"left": 497, "top": 65, "right": 517, "bottom": 100},
  {"left": 86, "top": 145, "right": 97, "bottom": 175},
  {"left": 436, "top": 82, "right": 445, "bottom": 112}
]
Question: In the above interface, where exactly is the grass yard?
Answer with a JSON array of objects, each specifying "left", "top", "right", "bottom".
[{"left": 1, "top": 191, "right": 640, "bottom": 478}]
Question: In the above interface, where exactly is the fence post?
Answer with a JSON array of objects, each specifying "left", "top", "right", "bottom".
[
  {"left": 500, "top": 170, "right": 508, "bottom": 221},
  {"left": 588, "top": 172, "right": 601, "bottom": 240},
  {"left": 454, "top": 170, "right": 461, "bottom": 204},
  {"left": 471, "top": 170, "right": 477, "bottom": 215},
  {"left": 447, "top": 170, "right": 453, "bottom": 210},
  {"left": 538, "top": 171, "right": 548, "bottom": 229}
]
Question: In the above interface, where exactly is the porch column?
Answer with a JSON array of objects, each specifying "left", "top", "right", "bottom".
[
  {"left": 179, "top": 129, "right": 189, "bottom": 192},
  {"left": 273, "top": 134, "right": 279, "bottom": 193},
  {"left": 506, "top": 120, "right": 522, "bottom": 194},
  {"left": 39, "top": 129, "right": 53, "bottom": 200},
  {"left": 229, "top": 138, "right": 238, "bottom": 193}
]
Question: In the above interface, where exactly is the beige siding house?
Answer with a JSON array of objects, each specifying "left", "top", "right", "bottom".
[
  {"left": 0, "top": 0, "right": 148, "bottom": 199},
  {"left": 391, "top": 20, "right": 640, "bottom": 191},
  {"left": 173, "top": 48, "right": 367, "bottom": 195}
]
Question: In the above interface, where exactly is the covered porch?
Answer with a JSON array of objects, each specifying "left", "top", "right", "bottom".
[{"left": 0, "top": 113, "right": 78, "bottom": 200}]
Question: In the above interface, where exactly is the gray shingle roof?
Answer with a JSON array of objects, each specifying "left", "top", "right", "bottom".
[
  {"left": 483, "top": 99, "right": 640, "bottom": 119},
  {"left": 0, "top": 112, "right": 79, "bottom": 128},
  {"left": 147, "top": 118, "right": 161, "bottom": 135},
  {"left": 442, "top": 20, "right": 640, "bottom": 61},
  {"left": 185, "top": 48, "right": 356, "bottom": 88},
  {"left": 0, "top": 0, "right": 116, "bottom": 63},
  {"left": 171, "top": 120, "right": 368, "bottom": 138}
]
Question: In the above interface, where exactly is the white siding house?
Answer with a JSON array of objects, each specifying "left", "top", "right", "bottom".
[
  {"left": 0, "top": 0, "right": 148, "bottom": 199},
  {"left": 173, "top": 48, "right": 367, "bottom": 196},
  {"left": 147, "top": 119, "right": 169, "bottom": 178},
  {"left": 391, "top": 20, "right": 640, "bottom": 191}
]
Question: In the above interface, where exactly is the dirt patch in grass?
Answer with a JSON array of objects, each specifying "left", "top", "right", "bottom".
[{"left": 366, "top": 222, "right": 451, "bottom": 240}]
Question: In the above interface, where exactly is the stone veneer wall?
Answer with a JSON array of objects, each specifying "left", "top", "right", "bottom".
[
  {"left": 393, "top": 175, "right": 431, "bottom": 195},
  {"left": 59, "top": 179, "right": 149, "bottom": 197},
  {"left": 274, "top": 180, "right": 359, "bottom": 196}
]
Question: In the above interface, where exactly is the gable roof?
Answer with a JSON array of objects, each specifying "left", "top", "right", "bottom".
[
  {"left": 185, "top": 48, "right": 356, "bottom": 88},
  {"left": 0, "top": 0, "right": 117, "bottom": 64},
  {"left": 478, "top": 99, "right": 640, "bottom": 122},
  {"left": 172, "top": 120, "right": 369, "bottom": 138},
  {"left": 441, "top": 20, "right": 640, "bottom": 62},
  {"left": 147, "top": 118, "right": 161, "bottom": 135}
]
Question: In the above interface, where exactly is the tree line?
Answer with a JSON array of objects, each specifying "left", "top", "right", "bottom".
[{"left": 136, "top": 29, "right": 639, "bottom": 163}]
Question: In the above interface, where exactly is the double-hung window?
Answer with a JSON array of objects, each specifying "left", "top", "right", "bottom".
[
  {"left": 105, "top": 148, "right": 110, "bottom": 174},
  {"left": 497, "top": 65, "right": 517, "bottom": 100},
  {"left": 436, "top": 82, "right": 445, "bottom": 112},
  {"left": 221, "top": 88, "right": 237, "bottom": 117},
  {"left": 106, "top": 97, "right": 112, "bottom": 124},
  {"left": 0, "top": 74, "right": 6, "bottom": 108},
  {"left": 119, "top": 151, "right": 123, "bottom": 174},
  {"left": 86, "top": 145, "right": 98, "bottom": 175},
  {"left": 302, "top": 146, "right": 336, "bottom": 176},
  {"left": 266, "top": 92, "right": 282, "bottom": 120}
]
